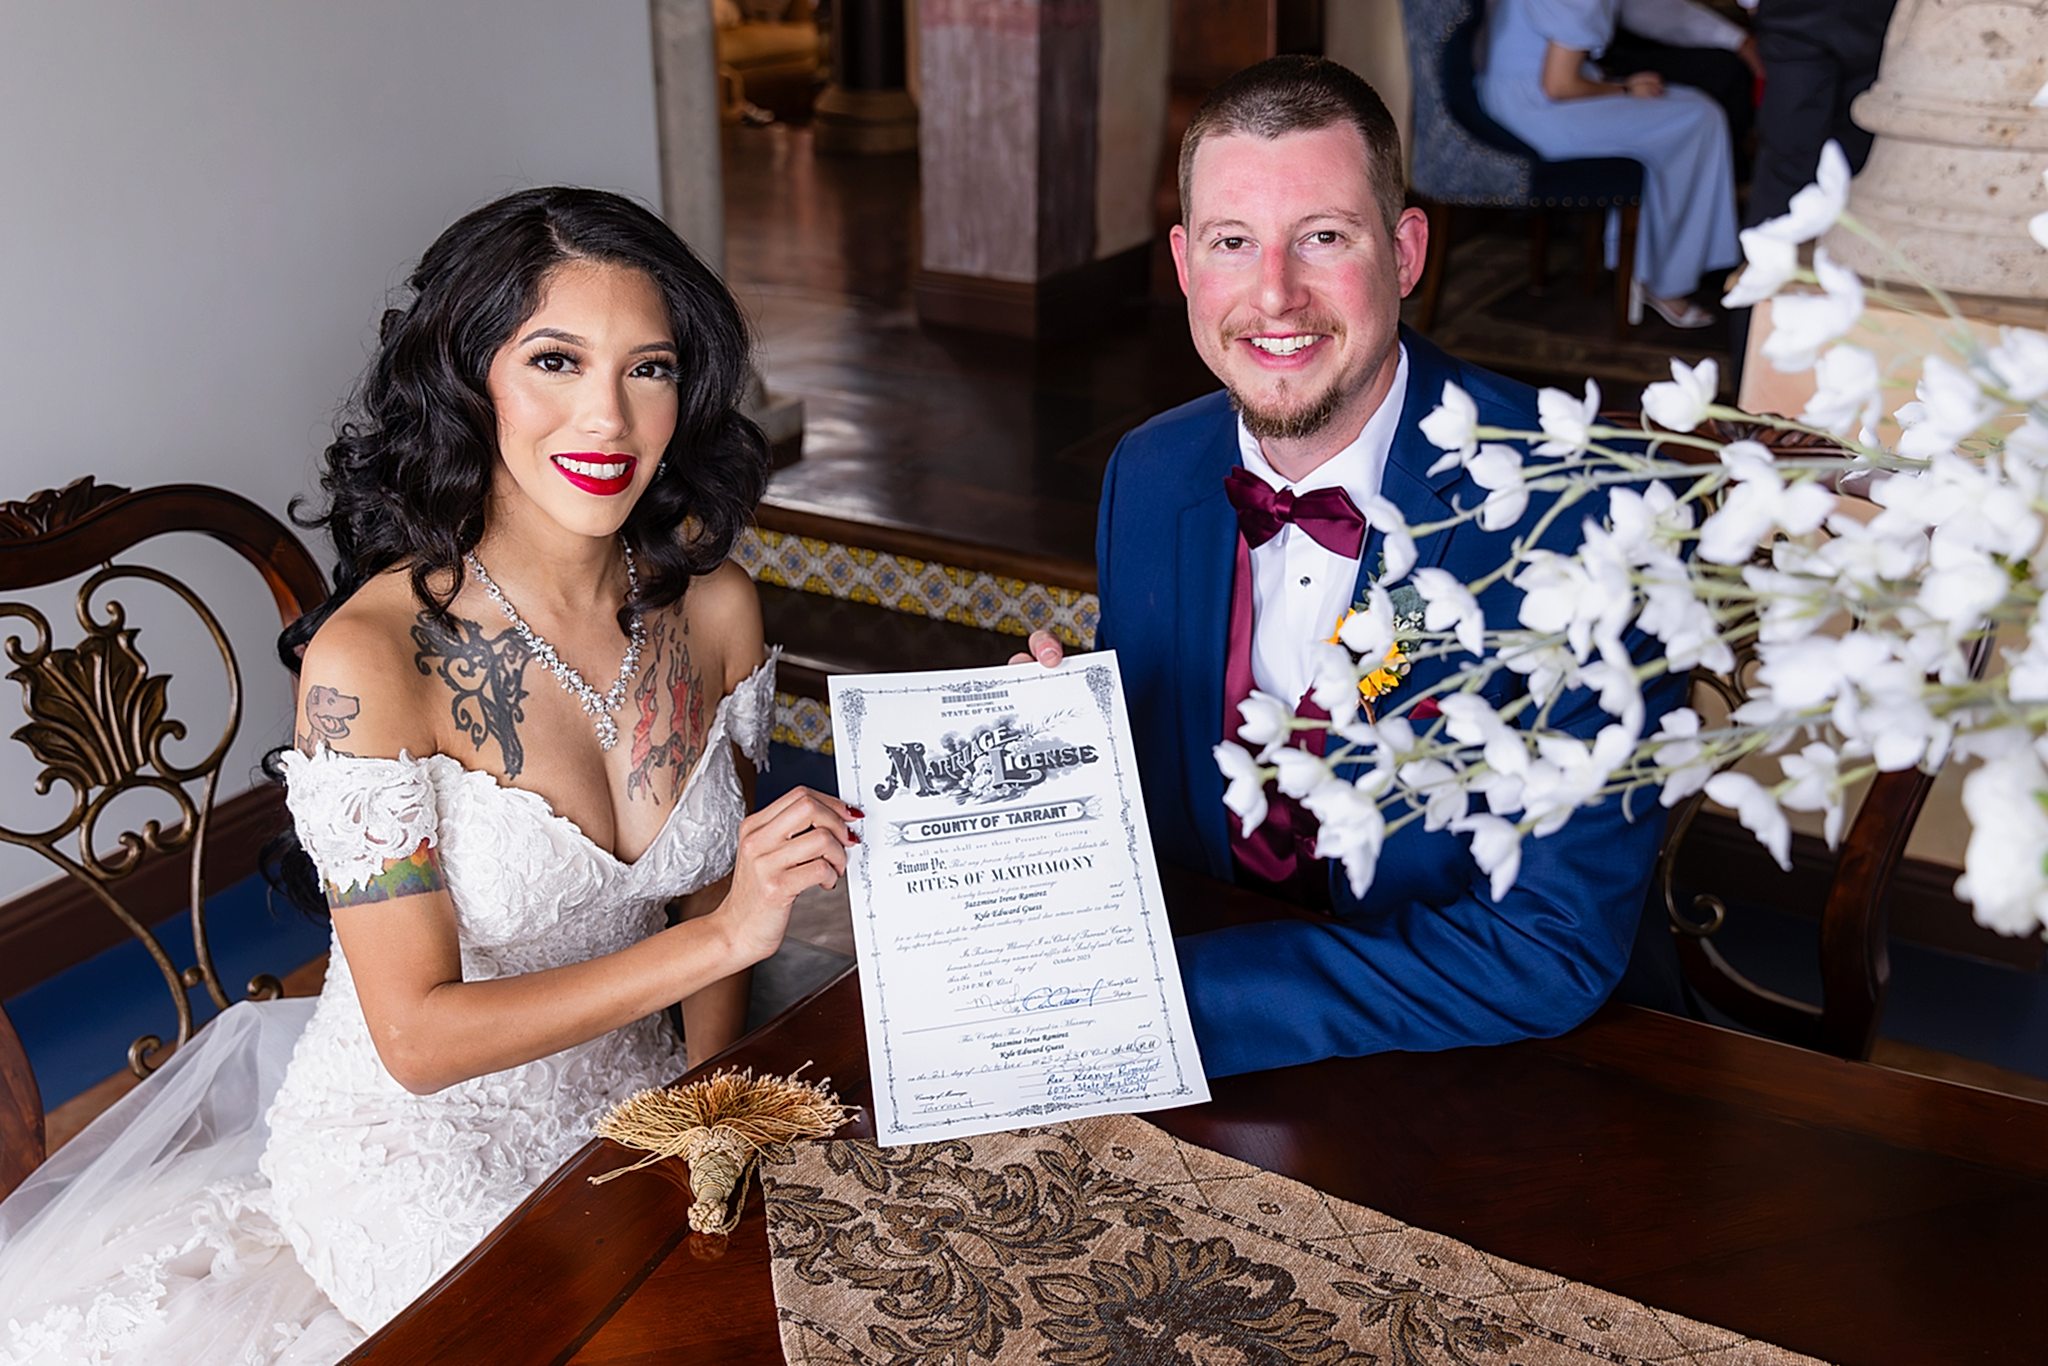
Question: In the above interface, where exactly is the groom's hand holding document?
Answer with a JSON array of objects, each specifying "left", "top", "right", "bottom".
[{"left": 829, "top": 652, "right": 1208, "bottom": 1146}]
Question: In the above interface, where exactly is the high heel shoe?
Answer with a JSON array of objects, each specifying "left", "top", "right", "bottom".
[{"left": 1628, "top": 278, "right": 1714, "bottom": 330}]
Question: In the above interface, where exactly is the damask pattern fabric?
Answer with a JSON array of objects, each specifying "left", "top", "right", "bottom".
[
  {"left": 0, "top": 655, "right": 778, "bottom": 1364},
  {"left": 764, "top": 1112, "right": 1826, "bottom": 1366}
]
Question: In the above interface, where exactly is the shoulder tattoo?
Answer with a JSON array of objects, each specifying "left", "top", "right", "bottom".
[
  {"left": 412, "top": 613, "right": 532, "bottom": 777},
  {"left": 297, "top": 684, "right": 362, "bottom": 757}
]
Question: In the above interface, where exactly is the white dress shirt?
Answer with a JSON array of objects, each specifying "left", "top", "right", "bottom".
[{"left": 1235, "top": 344, "right": 1409, "bottom": 708}]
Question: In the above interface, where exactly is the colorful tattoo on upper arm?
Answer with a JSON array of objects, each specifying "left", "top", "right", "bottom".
[
  {"left": 412, "top": 613, "right": 532, "bottom": 777},
  {"left": 296, "top": 684, "right": 362, "bottom": 756},
  {"left": 327, "top": 837, "right": 445, "bottom": 908}
]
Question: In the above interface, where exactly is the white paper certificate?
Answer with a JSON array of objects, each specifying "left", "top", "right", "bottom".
[{"left": 828, "top": 653, "right": 1209, "bottom": 1146}]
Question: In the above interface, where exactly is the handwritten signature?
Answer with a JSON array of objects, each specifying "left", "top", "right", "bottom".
[{"left": 1019, "top": 978, "right": 1108, "bottom": 1012}]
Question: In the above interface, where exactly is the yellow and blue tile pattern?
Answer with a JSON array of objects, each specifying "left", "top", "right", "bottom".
[{"left": 736, "top": 528, "right": 1098, "bottom": 648}]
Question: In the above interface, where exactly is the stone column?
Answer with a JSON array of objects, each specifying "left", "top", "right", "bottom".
[
  {"left": 815, "top": 0, "right": 921, "bottom": 155},
  {"left": 648, "top": 0, "right": 805, "bottom": 463},
  {"left": 914, "top": 0, "right": 1168, "bottom": 337},
  {"left": 1820, "top": 0, "right": 2048, "bottom": 304}
]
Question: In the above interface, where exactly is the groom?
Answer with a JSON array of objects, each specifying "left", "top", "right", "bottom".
[{"left": 1026, "top": 57, "right": 1686, "bottom": 1076}]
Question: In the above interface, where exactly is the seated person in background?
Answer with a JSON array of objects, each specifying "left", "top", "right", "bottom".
[
  {"left": 1601, "top": 0, "right": 1763, "bottom": 156},
  {"left": 1021, "top": 57, "right": 1686, "bottom": 1077},
  {"left": 1476, "top": 0, "right": 1741, "bottom": 328}
]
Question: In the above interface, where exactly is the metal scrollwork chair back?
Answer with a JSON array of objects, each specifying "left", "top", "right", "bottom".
[
  {"left": 0, "top": 477, "right": 327, "bottom": 1121},
  {"left": 1649, "top": 423, "right": 1987, "bottom": 1060}
]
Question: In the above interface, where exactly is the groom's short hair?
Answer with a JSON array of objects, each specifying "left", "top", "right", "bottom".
[{"left": 1178, "top": 56, "right": 1406, "bottom": 236}]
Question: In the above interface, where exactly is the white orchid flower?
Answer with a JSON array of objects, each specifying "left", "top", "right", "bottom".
[
  {"left": 1752, "top": 140, "right": 1851, "bottom": 246},
  {"left": 1778, "top": 742, "right": 1846, "bottom": 847},
  {"left": 1420, "top": 381, "right": 1479, "bottom": 472},
  {"left": 1451, "top": 813, "right": 1524, "bottom": 901},
  {"left": 1956, "top": 748, "right": 2048, "bottom": 936},
  {"left": 1801, "top": 344, "right": 1881, "bottom": 435},
  {"left": 1984, "top": 327, "right": 2048, "bottom": 403},
  {"left": 1576, "top": 636, "right": 1647, "bottom": 735},
  {"left": 1603, "top": 482, "right": 1693, "bottom": 566},
  {"left": 1397, "top": 757, "right": 1470, "bottom": 831},
  {"left": 1649, "top": 707, "right": 1716, "bottom": 807},
  {"left": 1706, "top": 771, "right": 1793, "bottom": 871},
  {"left": 1498, "top": 635, "right": 1580, "bottom": 706},
  {"left": 1414, "top": 567, "right": 1486, "bottom": 657},
  {"left": 1897, "top": 355, "right": 1998, "bottom": 459},
  {"left": 1641, "top": 357, "right": 1720, "bottom": 432},
  {"left": 1354, "top": 492, "right": 1417, "bottom": 579},
  {"left": 1696, "top": 441, "right": 1834, "bottom": 564},
  {"left": 1468, "top": 443, "right": 1531, "bottom": 531},
  {"left": 1304, "top": 771, "right": 1391, "bottom": 898},
  {"left": 1521, "top": 723, "right": 1635, "bottom": 837},
  {"left": 1337, "top": 582, "right": 1397, "bottom": 661},
  {"left": 1214, "top": 741, "right": 1269, "bottom": 836},
  {"left": 1438, "top": 693, "right": 1531, "bottom": 786},
  {"left": 1638, "top": 564, "right": 1737, "bottom": 672},
  {"left": 1722, "top": 228, "right": 1799, "bottom": 308},
  {"left": 1272, "top": 747, "right": 1337, "bottom": 800},
  {"left": 1916, "top": 538, "right": 2009, "bottom": 633},
  {"left": 2005, "top": 612, "right": 2048, "bottom": 703},
  {"left": 1535, "top": 380, "right": 1601, "bottom": 457},
  {"left": 1235, "top": 690, "right": 1296, "bottom": 759},
  {"left": 1307, "top": 640, "right": 1363, "bottom": 730},
  {"left": 1761, "top": 247, "right": 1864, "bottom": 373}
]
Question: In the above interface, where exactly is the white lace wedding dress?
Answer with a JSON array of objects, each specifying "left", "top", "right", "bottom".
[{"left": 0, "top": 655, "right": 778, "bottom": 1364}]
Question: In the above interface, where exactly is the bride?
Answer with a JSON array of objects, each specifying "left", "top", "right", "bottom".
[{"left": 0, "top": 187, "right": 853, "bottom": 1362}]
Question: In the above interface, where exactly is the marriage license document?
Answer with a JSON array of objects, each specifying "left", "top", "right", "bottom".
[{"left": 829, "top": 653, "right": 1209, "bottom": 1146}]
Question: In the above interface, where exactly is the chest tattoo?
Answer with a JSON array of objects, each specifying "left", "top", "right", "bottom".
[
  {"left": 627, "top": 611, "right": 706, "bottom": 805},
  {"left": 412, "top": 613, "right": 532, "bottom": 778}
]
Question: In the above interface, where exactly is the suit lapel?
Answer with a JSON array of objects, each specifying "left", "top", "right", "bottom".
[
  {"left": 1356, "top": 330, "right": 1464, "bottom": 602},
  {"left": 1176, "top": 413, "right": 1241, "bottom": 878}
]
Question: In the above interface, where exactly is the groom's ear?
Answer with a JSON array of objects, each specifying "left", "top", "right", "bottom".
[
  {"left": 1392, "top": 207, "right": 1429, "bottom": 300},
  {"left": 1169, "top": 223, "right": 1192, "bottom": 297}
]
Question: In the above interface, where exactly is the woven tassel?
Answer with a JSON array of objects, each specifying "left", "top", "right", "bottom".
[{"left": 590, "top": 1065, "right": 852, "bottom": 1234}]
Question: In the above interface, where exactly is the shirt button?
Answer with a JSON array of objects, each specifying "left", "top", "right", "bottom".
[{"left": 1299, "top": 576, "right": 1312, "bottom": 587}]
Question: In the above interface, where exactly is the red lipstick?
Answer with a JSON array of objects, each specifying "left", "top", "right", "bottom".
[{"left": 550, "top": 453, "right": 637, "bottom": 496}]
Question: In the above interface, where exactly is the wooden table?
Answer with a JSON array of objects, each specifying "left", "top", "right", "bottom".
[{"left": 352, "top": 875, "right": 2048, "bottom": 1364}]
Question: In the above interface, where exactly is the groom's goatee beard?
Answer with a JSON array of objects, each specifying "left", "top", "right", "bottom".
[{"left": 1230, "top": 383, "right": 1344, "bottom": 443}]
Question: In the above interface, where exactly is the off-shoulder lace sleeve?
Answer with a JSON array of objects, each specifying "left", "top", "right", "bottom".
[
  {"left": 724, "top": 648, "right": 781, "bottom": 768},
  {"left": 277, "top": 748, "right": 440, "bottom": 894}
]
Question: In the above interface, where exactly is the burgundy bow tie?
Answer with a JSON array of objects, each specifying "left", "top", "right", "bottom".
[{"left": 1223, "top": 467, "right": 1369, "bottom": 558}]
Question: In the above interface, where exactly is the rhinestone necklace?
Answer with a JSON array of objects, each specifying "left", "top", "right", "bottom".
[{"left": 464, "top": 543, "right": 644, "bottom": 751}]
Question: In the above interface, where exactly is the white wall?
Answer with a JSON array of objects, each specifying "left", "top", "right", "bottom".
[{"left": 0, "top": 1, "right": 665, "bottom": 901}]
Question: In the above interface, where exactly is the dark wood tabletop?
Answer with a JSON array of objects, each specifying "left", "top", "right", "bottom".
[{"left": 351, "top": 873, "right": 2048, "bottom": 1364}]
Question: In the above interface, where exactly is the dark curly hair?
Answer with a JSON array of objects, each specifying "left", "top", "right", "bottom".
[
  {"left": 265, "top": 186, "right": 767, "bottom": 914},
  {"left": 279, "top": 185, "right": 767, "bottom": 661}
]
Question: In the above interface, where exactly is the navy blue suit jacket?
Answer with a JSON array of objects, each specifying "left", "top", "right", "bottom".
[{"left": 1096, "top": 328, "right": 1686, "bottom": 1076}]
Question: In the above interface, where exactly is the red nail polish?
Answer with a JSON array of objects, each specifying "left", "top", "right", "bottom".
[
  {"left": 849, "top": 830, "right": 862, "bottom": 845},
  {"left": 848, "top": 806, "right": 866, "bottom": 819}
]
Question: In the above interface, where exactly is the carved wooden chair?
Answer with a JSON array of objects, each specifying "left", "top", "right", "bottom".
[
  {"left": 0, "top": 999, "right": 40, "bottom": 1200},
  {"left": 0, "top": 477, "right": 326, "bottom": 1189},
  {"left": 1649, "top": 423, "right": 1985, "bottom": 1060}
]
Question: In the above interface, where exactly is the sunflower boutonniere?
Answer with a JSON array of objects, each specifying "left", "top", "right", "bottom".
[{"left": 1329, "top": 581, "right": 1427, "bottom": 718}]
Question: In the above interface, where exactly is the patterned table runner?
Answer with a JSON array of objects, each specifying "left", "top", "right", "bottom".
[{"left": 762, "top": 1111, "right": 1824, "bottom": 1365}]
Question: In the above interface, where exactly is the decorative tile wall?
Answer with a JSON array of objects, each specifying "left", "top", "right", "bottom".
[
  {"left": 736, "top": 528, "right": 1098, "bottom": 648},
  {"left": 774, "top": 692, "right": 835, "bottom": 755}
]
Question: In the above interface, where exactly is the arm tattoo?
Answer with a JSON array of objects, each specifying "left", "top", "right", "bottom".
[
  {"left": 297, "top": 684, "right": 362, "bottom": 756},
  {"left": 327, "top": 837, "right": 444, "bottom": 907},
  {"left": 412, "top": 613, "right": 532, "bottom": 777},
  {"left": 626, "top": 612, "right": 707, "bottom": 804}
]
